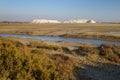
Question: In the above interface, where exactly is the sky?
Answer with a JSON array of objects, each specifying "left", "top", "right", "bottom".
[{"left": 0, "top": 0, "right": 120, "bottom": 22}]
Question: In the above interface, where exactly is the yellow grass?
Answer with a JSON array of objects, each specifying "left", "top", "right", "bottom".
[{"left": 0, "top": 22, "right": 120, "bottom": 41}]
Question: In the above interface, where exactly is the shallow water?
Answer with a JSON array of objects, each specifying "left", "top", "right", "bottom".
[
  {"left": 0, "top": 34, "right": 120, "bottom": 45},
  {"left": 109, "top": 32, "right": 120, "bottom": 34}
]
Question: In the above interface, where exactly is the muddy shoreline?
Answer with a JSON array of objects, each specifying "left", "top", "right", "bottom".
[
  {"left": 0, "top": 33, "right": 120, "bottom": 46},
  {"left": 60, "top": 33, "right": 120, "bottom": 42},
  {"left": 0, "top": 31, "right": 120, "bottom": 42}
]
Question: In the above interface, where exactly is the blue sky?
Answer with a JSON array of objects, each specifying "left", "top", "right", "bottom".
[{"left": 0, "top": 0, "right": 120, "bottom": 22}]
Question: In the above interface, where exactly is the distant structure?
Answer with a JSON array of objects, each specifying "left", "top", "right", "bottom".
[
  {"left": 64, "top": 19, "right": 96, "bottom": 23},
  {"left": 32, "top": 19, "right": 61, "bottom": 24},
  {"left": 32, "top": 19, "right": 96, "bottom": 24}
]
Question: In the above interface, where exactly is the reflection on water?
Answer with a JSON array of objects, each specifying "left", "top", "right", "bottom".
[{"left": 0, "top": 34, "right": 120, "bottom": 45}]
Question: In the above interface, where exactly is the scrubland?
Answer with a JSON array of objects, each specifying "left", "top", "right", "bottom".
[
  {"left": 0, "top": 22, "right": 120, "bottom": 80},
  {"left": 0, "top": 36, "right": 120, "bottom": 80}
]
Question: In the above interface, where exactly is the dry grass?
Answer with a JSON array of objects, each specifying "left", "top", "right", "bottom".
[
  {"left": 99, "top": 44, "right": 120, "bottom": 63},
  {"left": 0, "top": 22, "right": 120, "bottom": 41}
]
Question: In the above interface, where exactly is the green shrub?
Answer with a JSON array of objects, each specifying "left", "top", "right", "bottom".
[
  {"left": 50, "top": 54, "right": 78, "bottom": 80},
  {"left": 0, "top": 38, "right": 78, "bottom": 80},
  {"left": 0, "top": 40, "right": 56, "bottom": 80},
  {"left": 37, "top": 45, "right": 62, "bottom": 51},
  {"left": 0, "top": 41, "right": 29, "bottom": 80},
  {"left": 31, "top": 49, "right": 46, "bottom": 54}
]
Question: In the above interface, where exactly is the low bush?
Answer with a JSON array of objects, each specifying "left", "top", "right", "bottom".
[
  {"left": 0, "top": 38, "right": 78, "bottom": 80},
  {"left": 99, "top": 44, "right": 120, "bottom": 63},
  {"left": 37, "top": 45, "right": 62, "bottom": 51},
  {"left": 74, "top": 46, "right": 98, "bottom": 56},
  {"left": 50, "top": 54, "right": 78, "bottom": 80}
]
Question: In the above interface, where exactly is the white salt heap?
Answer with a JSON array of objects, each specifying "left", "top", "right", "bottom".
[
  {"left": 32, "top": 19, "right": 96, "bottom": 24},
  {"left": 32, "top": 19, "right": 61, "bottom": 24},
  {"left": 64, "top": 19, "right": 96, "bottom": 23}
]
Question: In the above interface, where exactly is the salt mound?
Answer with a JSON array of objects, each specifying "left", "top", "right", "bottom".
[
  {"left": 87, "top": 20, "right": 96, "bottom": 23},
  {"left": 64, "top": 19, "right": 96, "bottom": 23},
  {"left": 32, "top": 19, "right": 61, "bottom": 24},
  {"left": 64, "top": 19, "right": 88, "bottom": 23},
  {"left": 32, "top": 19, "right": 96, "bottom": 24}
]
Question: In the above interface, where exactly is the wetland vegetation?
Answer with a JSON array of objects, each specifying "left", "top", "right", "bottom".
[{"left": 0, "top": 22, "right": 120, "bottom": 80}]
